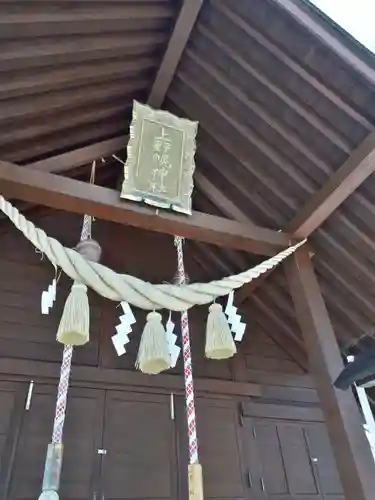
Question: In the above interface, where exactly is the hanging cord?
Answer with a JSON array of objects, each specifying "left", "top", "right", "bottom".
[
  {"left": 51, "top": 161, "right": 96, "bottom": 444},
  {"left": 174, "top": 236, "right": 199, "bottom": 464}
]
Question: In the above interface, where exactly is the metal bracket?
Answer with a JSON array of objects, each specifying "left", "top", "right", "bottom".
[
  {"left": 25, "top": 380, "right": 34, "bottom": 410},
  {"left": 170, "top": 393, "right": 175, "bottom": 420},
  {"left": 238, "top": 402, "right": 244, "bottom": 427},
  {"left": 260, "top": 477, "right": 266, "bottom": 492}
]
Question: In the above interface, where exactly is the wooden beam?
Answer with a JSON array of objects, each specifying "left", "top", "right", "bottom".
[
  {"left": 285, "top": 247, "right": 375, "bottom": 500},
  {"left": 0, "top": 161, "right": 290, "bottom": 255},
  {"left": 27, "top": 136, "right": 126, "bottom": 173},
  {"left": 286, "top": 130, "right": 375, "bottom": 239},
  {"left": 147, "top": 0, "right": 203, "bottom": 108}
]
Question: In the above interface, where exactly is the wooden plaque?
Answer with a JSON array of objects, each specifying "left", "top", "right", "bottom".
[{"left": 121, "top": 101, "right": 198, "bottom": 215}]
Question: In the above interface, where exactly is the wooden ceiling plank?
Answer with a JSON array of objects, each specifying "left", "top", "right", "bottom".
[
  {"left": 194, "top": 171, "right": 250, "bottom": 224},
  {"left": 147, "top": 0, "right": 204, "bottom": 107},
  {"left": 272, "top": 0, "right": 375, "bottom": 87},
  {"left": 211, "top": 5, "right": 355, "bottom": 151},
  {"left": 285, "top": 246, "right": 375, "bottom": 500},
  {"left": 0, "top": 34, "right": 166, "bottom": 73},
  {"left": 186, "top": 45, "right": 348, "bottom": 166},
  {"left": 0, "top": 161, "right": 290, "bottom": 255},
  {"left": 215, "top": 1, "right": 372, "bottom": 131},
  {"left": 26, "top": 136, "right": 126, "bottom": 173},
  {"left": 286, "top": 131, "right": 375, "bottom": 238},
  {"left": 0, "top": 57, "right": 156, "bottom": 101}
]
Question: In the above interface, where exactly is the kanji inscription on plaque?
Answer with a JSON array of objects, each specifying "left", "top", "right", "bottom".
[{"left": 121, "top": 101, "right": 198, "bottom": 215}]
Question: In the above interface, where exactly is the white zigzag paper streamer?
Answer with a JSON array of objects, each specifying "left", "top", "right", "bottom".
[
  {"left": 166, "top": 315, "right": 181, "bottom": 368},
  {"left": 112, "top": 302, "right": 136, "bottom": 356},
  {"left": 41, "top": 276, "right": 57, "bottom": 315},
  {"left": 225, "top": 291, "right": 246, "bottom": 342}
]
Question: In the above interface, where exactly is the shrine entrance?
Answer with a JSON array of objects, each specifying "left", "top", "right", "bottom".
[
  {"left": 0, "top": 379, "right": 343, "bottom": 500},
  {"left": 0, "top": 383, "right": 177, "bottom": 500}
]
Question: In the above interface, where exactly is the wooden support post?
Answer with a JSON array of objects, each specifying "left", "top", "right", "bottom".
[{"left": 285, "top": 247, "right": 375, "bottom": 500}]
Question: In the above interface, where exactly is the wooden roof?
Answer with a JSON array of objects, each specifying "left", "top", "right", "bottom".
[
  {"left": 164, "top": 0, "right": 375, "bottom": 357},
  {"left": 1, "top": 0, "right": 375, "bottom": 367},
  {"left": 0, "top": 0, "right": 178, "bottom": 163}
]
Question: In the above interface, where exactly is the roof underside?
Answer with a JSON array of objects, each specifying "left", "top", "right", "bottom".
[
  {"left": 2, "top": 0, "right": 375, "bottom": 362},
  {"left": 165, "top": 0, "right": 375, "bottom": 354},
  {"left": 0, "top": 0, "right": 178, "bottom": 163}
]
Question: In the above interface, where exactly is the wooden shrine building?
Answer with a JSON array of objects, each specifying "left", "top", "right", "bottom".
[{"left": 1, "top": 0, "right": 375, "bottom": 499}]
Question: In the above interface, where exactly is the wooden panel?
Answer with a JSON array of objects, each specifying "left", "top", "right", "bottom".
[
  {"left": 245, "top": 355, "right": 302, "bottom": 374},
  {"left": 261, "top": 385, "right": 319, "bottom": 404},
  {"left": 177, "top": 397, "right": 245, "bottom": 500},
  {"left": 241, "top": 326, "right": 304, "bottom": 379},
  {"left": 277, "top": 423, "right": 318, "bottom": 495},
  {"left": 242, "top": 417, "right": 343, "bottom": 499},
  {"left": 0, "top": 211, "right": 105, "bottom": 367},
  {"left": 243, "top": 416, "right": 344, "bottom": 499},
  {"left": 242, "top": 400, "right": 324, "bottom": 422},
  {"left": 0, "top": 382, "right": 27, "bottom": 500},
  {"left": 102, "top": 391, "right": 177, "bottom": 500},
  {"left": 305, "top": 423, "right": 345, "bottom": 497},
  {"left": 60, "top": 388, "right": 105, "bottom": 500},
  {"left": 8, "top": 384, "right": 104, "bottom": 500},
  {"left": 0, "top": 388, "right": 19, "bottom": 463},
  {"left": 0, "top": 358, "right": 261, "bottom": 398},
  {"left": 0, "top": 0, "right": 176, "bottom": 164},
  {"left": 244, "top": 419, "right": 289, "bottom": 497}
]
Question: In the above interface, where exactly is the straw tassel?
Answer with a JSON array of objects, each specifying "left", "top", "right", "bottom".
[
  {"left": 205, "top": 303, "right": 237, "bottom": 360},
  {"left": 56, "top": 217, "right": 101, "bottom": 347},
  {"left": 136, "top": 311, "right": 170, "bottom": 374},
  {"left": 56, "top": 283, "right": 90, "bottom": 346}
]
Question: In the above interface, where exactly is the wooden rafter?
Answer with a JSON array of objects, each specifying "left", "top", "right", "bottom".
[
  {"left": 0, "top": 161, "right": 290, "bottom": 255},
  {"left": 286, "top": 131, "right": 375, "bottom": 238},
  {"left": 147, "top": 0, "right": 204, "bottom": 108},
  {"left": 27, "top": 136, "right": 126, "bottom": 173},
  {"left": 236, "top": 131, "right": 375, "bottom": 304}
]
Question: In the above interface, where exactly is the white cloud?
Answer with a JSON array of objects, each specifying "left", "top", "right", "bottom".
[{"left": 311, "top": 0, "right": 375, "bottom": 51}]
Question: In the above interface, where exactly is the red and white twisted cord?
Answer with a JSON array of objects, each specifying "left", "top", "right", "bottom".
[
  {"left": 175, "top": 236, "right": 199, "bottom": 464},
  {"left": 51, "top": 214, "right": 91, "bottom": 444}
]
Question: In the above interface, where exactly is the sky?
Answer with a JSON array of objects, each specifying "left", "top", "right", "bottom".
[{"left": 310, "top": 0, "right": 375, "bottom": 52}]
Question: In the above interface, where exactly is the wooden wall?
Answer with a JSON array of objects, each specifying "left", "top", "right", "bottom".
[{"left": 0, "top": 211, "right": 345, "bottom": 499}]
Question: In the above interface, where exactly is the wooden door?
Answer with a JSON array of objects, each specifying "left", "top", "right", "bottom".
[
  {"left": 304, "top": 423, "right": 345, "bottom": 500},
  {"left": 243, "top": 417, "right": 344, "bottom": 500},
  {"left": 101, "top": 390, "right": 178, "bottom": 500},
  {"left": 177, "top": 396, "right": 247, "bottom": 500},
  {"left": 0, "top": 381, "right": 28, "bottom": 500},
  {"left": 7, "top": 383, "right": 105, "bottom": 500}
]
